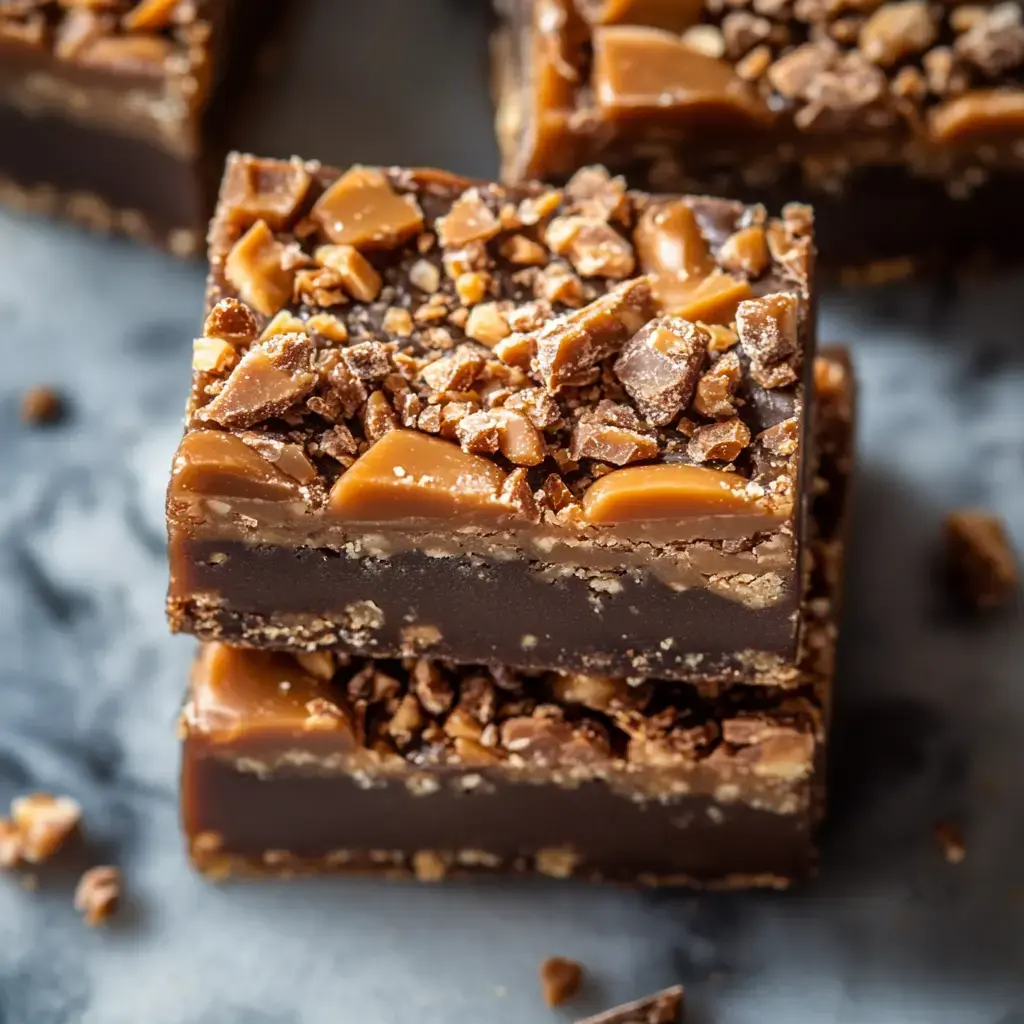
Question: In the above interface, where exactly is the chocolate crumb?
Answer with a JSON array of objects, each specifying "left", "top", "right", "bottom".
[
  {"left": 944, "top": 510, "right": 1019, "bottom": 610},
  {"left": 20, "top": 386, "right": 65, "bottom": 426},
  {"left": 540, "top": 956, "right": 584, "bottom": 1007},
  {"left": 574, "top": 984, "right": 685, "bottom": 1024},
  {"left": 74, "top": 865, "right": 120, "bottom": 927},
  {"left": 935, "top": 821, "right": 966, "bottom": 864}
]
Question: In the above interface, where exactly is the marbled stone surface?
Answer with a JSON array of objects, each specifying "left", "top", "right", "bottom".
[{"left": 0, "top": 2, "right": 1022, "bottom": 1021}]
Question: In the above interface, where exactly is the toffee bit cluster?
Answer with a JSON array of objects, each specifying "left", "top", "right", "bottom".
[{"left": 187, "top": 157, "right": 810, "bottom": 519}]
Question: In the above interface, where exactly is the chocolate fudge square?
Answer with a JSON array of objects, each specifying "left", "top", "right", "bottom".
[{"left": 167, "top": 153, "right": 817, "bottom": 683}]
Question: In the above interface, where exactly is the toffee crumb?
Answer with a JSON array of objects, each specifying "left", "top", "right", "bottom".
[
  {"left": 19, "top": 386, "right": 65, "bottom": 426},
  {"left": 539, "top": 956, "right": 584, "bottom": 1007}
]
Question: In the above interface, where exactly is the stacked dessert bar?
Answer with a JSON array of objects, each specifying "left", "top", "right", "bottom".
[{"left": 166, "top": 153, "right": 855, "bottom": 886}]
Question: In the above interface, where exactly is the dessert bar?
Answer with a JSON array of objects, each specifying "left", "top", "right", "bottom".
[
  {"left": 167, "top": 154, "right": 816, "bottom": 683},
  {"left": 0, "top": 0, "right": 274, "bottom": 255},
  {"left": 493, "top": 0, "right": 1024, "bottom": 273},
  {"left": 178, "top": 349, "right": 853, "bottom": 888}
]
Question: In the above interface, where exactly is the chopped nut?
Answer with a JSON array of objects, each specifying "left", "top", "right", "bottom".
[
  {"left": 12, "top": 793, "right": 81, "bottom": 864},
  {"left": 411, "top": 661, "right": 454, "bottom": 715},
  {"left": 362, "top": 390, "right": 397, "bottom": 442},
  {"left": 539, "top": 957, "right": 584, "bottom": 1007},
  {"left": 564, "top": 166, "right": 628, "bottom": 222},
  {"left": 500, "top": 234, "right": 548, "bottom": 266},
  {"left": 224, "top": 219, "right": 295, "bottom": 318},
  {"left": 536, "top": 263, "right": 585, "bottom": 307},
  {"left": 259, "top": 310, "right": 307, "bottom": 340},
  {"left": 693, "top": 350, "right": 742, "bottom": 418},
  {"left": 571, "top": 402, "right": 659, "bottom": 466},
  {"left": 314, "top": 245, "right": 382, "bottom": 302},
  {"left": 343, "top": 340, "right": 392, "bottom": 380},
  {"left": 20, "top": 386, "right": 65, "bottom": 426},
  {"left": 409, "top": 258, "right": 441, "bottom": 294},
  {"left": 455, "top": 271, "right": 490, "bottom": 305},
  {"left": 465, "top": 302, "right": 511, "bottom": 347},
  {"left": 955, "top": 2, "right": 1024, "bottom": 77},
  {"left": 421, "top": 347, "right": 485, "bottom": 392},
  {"left": 382, "top": 306, "right": 414, "bottom": 338},
  {"left": 203, "top": 297, "right": 259, "bottom": 345},
  {"left": 500, "top": 466, "right": 540, "bottom": 520},
  {"left": 545, "top": 216, "right": 635, "bottom": 279},
  {"left": 295, "top": 651, "right": 336, "bottom": 681},
  {"left": 319, "top": 424, "right": 359, "bottom": 460},
  {"left": 387, "top": 693, "right": 425, "bottom": 748},
  {"left": 457, "top": 408, "right": 546, "bottom": 466},
  {"left": 436, "top": 187, "right": 501, "bottom": 248},
  {"left": 945, "top": 510, "right": 1019, "bottom": 610},
  {"left": 306, "top": 312, "right": 349, "bottom": 342},
  {"left": 613, "top": 316, "right": 709, "bottom": 426},
  {"left": 687, "top": 417, "right": 751, "bottom": 463},
  {"left": 74, "top": 865, "right": 120, "bottom": 927},
  {"left": 192, "top": 336, "right": 237, "bottom": 374},
  {"left": 736, "top": 44, "right": 772, "bottom": 80}
]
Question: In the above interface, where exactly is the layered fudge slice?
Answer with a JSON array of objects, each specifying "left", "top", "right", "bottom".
[
  {"left": 167, "top": 153, "right": 816, "bottom": 683},
  {"left": 179, "top": 349, "right": 854, "bottom": 888},
  {"left": 0, "top": 0, "right": 275, "bottom": 255},
  {"left": 493, "top": 0, "right": 1024, "bottom": 275}
]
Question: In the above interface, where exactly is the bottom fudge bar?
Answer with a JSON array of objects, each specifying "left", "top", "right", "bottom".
[{"left": 180, "top": 352, "right": 853, "bottom": 886}]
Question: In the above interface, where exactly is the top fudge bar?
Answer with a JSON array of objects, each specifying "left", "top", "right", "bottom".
[
  {"left": 493, "top": 0, "right": 1024, "bottom": 271},
  {"left": 167, "top": 153, "right": 815, "bottom": 682}
]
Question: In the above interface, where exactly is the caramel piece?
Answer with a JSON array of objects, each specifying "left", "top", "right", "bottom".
[
  {"left": 653, "top": 271, "right": 753, "bottom": 324},
  {"left": 592, "top": 26, "right": 769, "bottom": 124},
  {"left": 315, "top": 245, "right": 382, "bottom": 302},
  {"left": 259, "top": 310, "right": 308, "bottom": 340},
  {"left": 687, "top": 417, "right": 751, "bottom": 463},
  {"left": 944, "top": 510, "right": 1019, "bottom": 609},
  {"left": 122, "top": 0, "right": 179, "bottom": 31},
  {"left": 436, "top": 188, "right": 501, "bottom": 248},
  {"left": 544, "top": 216, "right": 636, "bottom": 278},
  {"left": 718, "top": 226, "right": 770, "bottom": 278},
  {"left": 634, "top": 200, "right": 713, "bottom": 279},
  {"left": 204, "top": 298, "right": 259, "bottom": 345},
  {"left": 929, "top": 91, "right": 1024, "bottom": 144},
  {"left": 859, "top": 1, "right": 936, "bottom": 66},
  {"left": 582, "top": 463, "right": 763, "bottom": 523},
  {"left": 539, "top": 957, "right": 584, "bottom": 1008},
  {"left": 585, "top": 0, "right": 703, "bottom": 31},
  {"left": 736, "top": 293, "right": 799, "bottom": 385},
  {"left": 189, "top": 644, "right": 358, "bottom": 744},
  {"left": 224, "top": 220, "right": 295, "bottom": 318},
  {"left": 197, "top": 334, "right": 316, "bottom": 429},
  {"left": 329, "top": 430, "right": 509, "bottom": 523},
  {"left": 219, "top": 156, "right": 311, "bottom": 232},
  {"left": 169, "top": 430, "right": 300, "bottom": 502},
  {"left": 311, "top": 167, "right": 424, "bottom": 250},
  {"left": 531, "top": 276, "right": 656, "bottom": 392}
]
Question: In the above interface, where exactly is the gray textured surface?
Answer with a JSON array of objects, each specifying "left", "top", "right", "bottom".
[{"left": 1, "top": 1, "right": 1023, "bottom": 1021}]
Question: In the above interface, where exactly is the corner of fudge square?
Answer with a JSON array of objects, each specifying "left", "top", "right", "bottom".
[{"left": 166, "top": 154, "right": 817, "bottom": 682}]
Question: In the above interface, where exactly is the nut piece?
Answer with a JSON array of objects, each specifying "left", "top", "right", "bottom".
[
  {"left": 311, "top": 167, "right": 424, "bottom": 250},
  {"left": 545, "top": 216, "right": 636, "bottom": 279},
  {"left": 634, "top": 199, "right": 713, "bottom": 278},
  {"left": 224, "top": 220, "right": 296, "bottom": 318},
  {"left": 693, "top": 350, "right": 741, "bottom": 418},
  {"left": 859, "top": 1, "right": 937, "bottom": 66},
  {"left": 436, "top": 187, "right": 501, "bottom": 248},
  {"left": 735, "top": 292, "right": 799, "bottom": 389},
  {"left": 192, "top": 337, "right": 237, "bottom": 374},
  {"left": 74, "top": 865, "right": 120, "bottom": 927},
  {"left": 571, "top": 402, "right": 659, "bottom": 465},
  {"left": 531, "top": 276, "right": 656, "bottom": 392},
  {"left": 687, "top": 417, "right": 751, "bottom": 463},
  {"left": 539, "top": 957, "right": 584, "bottom": 1007},
  {"left": 465, "top": 302, "right": 511, "bottom": 347},
  {"left": 122, "top": 0, "right": 180, "bottom": 31},
  {"left": 315, "top": 245, "right": 382, "bottom": 302},
  {"left": 944, "top": 510, "right": 1019, "bottom": 610},
  {"left": 220, "top": 155, "right": 311, "bottom": 232},
  {"left": 197, "top": 333, "right": 316, "bottom": 429},
  {"left": 203, "top": 298, "right": 260, "bottom": 345},
  {"left": 613, "top": 316, "right": 709, "bottom": 425},
  {"left": 20, "top": 386, "right": 64, "bottom": 426},
  {"left": 11, "top": 793, "right": 81, "bottom": 864}
]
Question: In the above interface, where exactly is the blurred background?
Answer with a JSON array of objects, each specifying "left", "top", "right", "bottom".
[{"left": 1, "top": 1, "right": 1023, "bottom": 1021}]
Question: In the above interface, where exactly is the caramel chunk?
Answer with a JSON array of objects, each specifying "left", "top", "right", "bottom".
[
  {"left": 571, "top": 402, "right": 659, "bottom": 465},
  {"left": 693, "top": 350, "right": 741, "bottom": 418},
  {"left": 203, "top": 298, "right": 259, "bottom": 345},
  {"left": 582, "top": 463, "right": 763, "bottom": 522},
  {"left": 11, "top": 793, "right": 81, "bottom": 864},
  {"left": 653, "top": 271, "right": 752, "bottom": 325},
  {"left": 634, "top": 200, "right": 713, "bottom": 279},
  {"left": 531, "top": 276, "right": 656, "bottom": 392},
  {"left": 944, "top": 510, "right": 1019, "bottom": 610},
  {"left": 314, "top": 245, "right": 382, "bottom": 302},
  {"left": 457, "top": 408, "right": 546, "bottom": 466},
  {"left": 929, "top": 91, "right": 1024, "bottom": 144},
  {"left": 74, "top": 866, "right": 120, "bottom": 928},
  {"left": 122, "top": 0, "right": 180, "bottom": 31},
  {"left": 224, "top": 220, "right": 295, "bottom": 318},
  {"left": 563, "top": 165, "right": 629, "bottom": 222},
  {"left": 859, "top": 1, "right": 936, "bottom": 66},
  {"left": 329, "top": 430, "right": 509, "bottom": 522},
  {"left": 613, "top": 316, "right": 709, "bottom": 426},
  {"left": 687, "top": 417, "right": 751, "bottom": 462},
  {"left": 718, "top": 226, "right": 770, "bottom": 278},
  {"left": 421, "top": 347, "right": 485, "bottom": 392},
  {"left": 757, "top": 416, "right": 799, "bottom": 456},
  {"left": 585, "top": 0, "right": 703, "bottom": 32},
  {"left": 219, "top": 155, "right": 311, "bottom": 231},
  {"left": 197, "top": 333, "right": 316, "bottom": 429},
  {"left": 539, "top": 957, "right": 584, "bottom": 1008},
  {"left": 170, "top": 430, "right": 301, "bottom": 502},
  {"left": 593, "top": 25, "right": 768, "bottom": 123},
  {"left": 436, "top": 188, "right": 501, "bottom": 248},
  {"left": 192, "top": 337, "right": 237, "bottom": 374},
  {"left": 544, "top": 216, "right": 635, "bottom": 279},
  {"left": 736, "top": 292, "right": 799, "bottom": 388},
  {"left": 259, "top": 310, "right": 307, "bottom": 341},
  {"left": 311, "top": 167, "right": 424, "bottom": 250}
]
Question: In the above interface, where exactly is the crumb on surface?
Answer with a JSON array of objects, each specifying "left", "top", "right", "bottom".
[
  {"left": 540, "top": 956, "right": 584, "bottom": 1007},
  {"left": 74, "top": 865, "right": 121, "bottom": 927},
  {"left": 19, "top": 385, "right": 65, "bottom": 425}
]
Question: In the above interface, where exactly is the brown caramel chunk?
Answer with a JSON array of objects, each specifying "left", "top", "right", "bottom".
[
  {"left": 224, "top": 220, "right": 295, "bottom": 318},
  {"left": 544, "top": 217, "right": 636, "bottom": 279},
  {"left": 457, "top": 409, "right": 547, "bottom": 466},
  {"left": 539, "top": 957, "right": 584, "bottom": 1007},
  {"left": 421, "top": 347, "right": 485, "bottom": 392},
  {"left": 329, "top": 429, "right": 509, "bottom": 522},
  {"left": 311, "top": 167, "right": 424, "bottom": 250},
  {"left": 613, "top": 316, "right": 709, "bottom": 426},
  {"left": 582, "top": 462, "right": 763, "bottom": 522},
  {"left": 465, "top": 303, "right": 512, "bottom": 347},
  {"left": 586, "top": 0, "right": 703, "bottom": 32},
  {"left": 859, "top": 1, "right": 936, "bottom": 66},
  {"left": 192, "top": 337, "right": 237, "bottom": 374},
  {"left": 736, "top": 293, "right": 799, "bottom": 388},
  {"left": 170, "top": 430, "right": 300, "bottom": 502},
  {"left": 592, "top": 25, "right": 768, "bottom": 123},
  {"left": 74, "top": 866, "right": 120, "bottom": 928},
  {"left": 653, "top": 271, "right": 752, "bottom": 325},
  {"left": 436, "top": 188, "right": 501, "bottom": 248},
  {"left": 944, "top": 510, "right": 1019, "bottom": 610},
  {"left": 197, "top": 334, "right": 316, "bottom": 429},
  {"left": 362, "top": 390, "right": 398, "bottom": 442},
  {"left": 219, "top": 156, "right": 311, "bottom": 232},
  {"left": 929, "top": 91, "right": 1024, "bottom": 144},
  {"left": 571, "top": 404, "right": 659, "bottom": 466},
  {"left": 634, "top": 200, "right": 713, "bottom": 279},
  {"left": 758, "top": 416, "right": 800, "bottom": 456},
  {"left": 718, "top": 226, "right": 769, "bottom": 278},
  {"left": 203, "top": 298, "right": 259, "bottom": 345},
  {"left": 20, "top": 385, "right": 64, "bottom": 426},
  {"left": 122, "top": 0, "right": 179, "bottom": 31},
  {"left": 687, "top": 417, "right": 751, "bottom": 463},
  {"left": 564, "top": 166, "right": 629, "bottom": 222},
  {"left": 11, "top": 793, "right": 81, "bottom": 864},
  {"left": 315, "top": 245, "right": 382, "bottom": 302},
  {"left": 531, "top": 277, "right": 656, "bottom": 392},
  {"left": 239, "top": 434, "right": 317, "bottom": 484},
  {"left": 693, "top": 350, "right": 742, "bottom": 417}
]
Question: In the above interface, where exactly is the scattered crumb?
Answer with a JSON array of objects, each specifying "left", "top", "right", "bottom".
[
  {"left": 935, "top": 821, "right": 966, "bottom": 865},
  {"left": 574, "top": 984, "right": 685, "bottom": 1023},
  {"left": 74, "top": 866, "right": 120, "bottom": 927},
  {"left": 540, "top": 956, "right": 584, "bottom": 1007},
  {"left": 944, "top": 510, "right": 1019, "bottom": 610},
  {"left": 9, "top": 792, "right": 81, "bottom": 864},
  {"left": 19, "top": 385, "right": 65, "bottom": 425}
]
